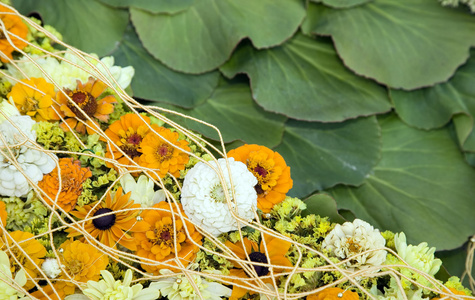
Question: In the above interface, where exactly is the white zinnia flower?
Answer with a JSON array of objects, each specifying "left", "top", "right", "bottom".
[
  {"left": 120, "top": 173, "right": 165, "bottom": 207},
  {"left": 0, "top": 250, "right": 28, "bottom": 299},
  {"left": 41, "top": 258, "right": 62, "bottom": 279},
  {"left": 322, "top": 218, "right": 387, "bottom": 272},
  {"left": 0, "top": 115, "right": 56, "bottom": 197},
  {"left": 181, "top": 158, "right": 257, "bottom": 236},
  {"left": 6, "top": 50, "right": 134, "bottom": 90},
  {"left": 80, "top": 269, "right": 160, "bottom": 300},
  {"left": 150, "top": 269, "right": 231, "bottom": 300},
  {"left": 394, "top": 232, "right": 442, "bottom": 276}
]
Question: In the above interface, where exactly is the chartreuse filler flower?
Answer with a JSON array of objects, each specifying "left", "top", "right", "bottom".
[{"left": 0, "top": 5, "right": 472, "bottom": 300}]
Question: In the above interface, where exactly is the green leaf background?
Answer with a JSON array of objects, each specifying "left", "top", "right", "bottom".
[{"left": 12, "top": 0, "right": 475, "bottom": 281}]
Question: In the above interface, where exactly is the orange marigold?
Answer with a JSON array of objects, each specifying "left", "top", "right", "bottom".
[
  {"left": 227, "top": 144, "right": 293, "bottom": 213},
  {"left": 0, "top": 6, "right": 27, "bottom": 62},
  {"left": 7, "top": 77, "right": 60, "bottom": 122},
  {"left": 30, "top": 283, "right": 64, "bottom": 300},
  {"left": 139, "top": 125, "right": 190, "bottom": 179},
  {"left": 103, "top": 113, "right": 152, "bottom": 170},
  {"left": 0, "top": 230, "right": 47, "bottom": 290},
  {"left": 56, "top": 239, "right": 109, "bottom": 296},
  {"left": 225, "top": 234, "right": 292, "bottom": 300},
  {"left": 67, "top": 187, "right": 148, "bottom": 250},
  {"left": 432, "top": 287, "right": 470, "bottom": 300},
  {"left": 135, "top": 201, "right": 202, "bottom": 274},
  {"left": 57, "top": 76, "right": 116, "bottom": 134},
  {"left": 38, "top": 157, "right": 92, "bottom": 212},
  {"left": 307, "top": 288, "right": 359, "bottom": 300},
  {"left": 0, "top": 201, "right": 7, "bottom": 227}
]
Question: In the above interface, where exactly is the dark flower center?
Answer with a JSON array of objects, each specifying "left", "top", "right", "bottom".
[
  {"left": 248, "top": 251, "right": 269, "bottom": 277},
  {"left": 66, "top": 90, "right": 97, "bottom": 120},
  {"left": 127, "top": 133, "right": 142, "bottom": 145},
  {"left": 120, "top": 133, "right": 143, "bottom": 159},
  {"left": 155, "top": 144, "right": 173, "bottom": 162},
  {"left": 255, "top": 184, "right": 264, "bottom": 195},
  {"left": 254, "top": 165, "right": 268, "bottom": 177},
  {"left": 92, "top": 208, "right": 116, "bottom": 230},
  {"left": 160, "top": 230, "right": 171, "bottom": 241}
]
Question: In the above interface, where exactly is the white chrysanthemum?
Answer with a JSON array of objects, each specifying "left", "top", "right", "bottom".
[
  {"left": 181, "top": 158, "right": 257, "bottom": 236},
  {"left": 80, "top": 269, "right": 160, "bottom": 300},
  {"left": 6, "top": 50, "right": 134, "bottom": 90},
  {"left": 41, "top": 258, "right": 62, "bottom": 279},
  {"left": 322, "top": 218, "right": 387, "bottom": 272},
  {"left": 150, "top": 269, "right": 231, "bottom": 300},
  {"left": 0, "top": 250, "right": 28, "bottom": 299},
  {"left": 394, "top": 232, "right": 442, "bottom": 276},
  {"left": 0, "top": 115, "right": 56, "bottom": 197},
  {"left": 120, "top": 173, "right": 165, "bottom": 207}
]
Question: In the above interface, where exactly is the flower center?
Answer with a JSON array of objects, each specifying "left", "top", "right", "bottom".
[
  {"left": 9, "top": 248, "right": 25, "bottom": 273},
  {"left": 248, "top": 252, "right": 269, "bottom": 277},
  {"left": 120, "top": 131, "right": 143, "bottom": 158},
  {"left": 154, "top": 143, "right": 173, "bottom": 162},
  {"left": 92, "top": 208, "right": 116, "bottom": 230},
  {"left": 253, "top": 165, "right": 268, "bottom": 177},
  {"left": 66, "top": 90, "right": 97, "bottom": 120},
  {"left": 210, "top": 184, "right": 227, "bottom": 203},
  {"left": 346, "top": 237, "right": 362, "bottom": 254},
  {"left": 20, "top": 97, "right": 39, "bottom": 114},
  {"left": 66, "top": 259, "right": 83, "bottom": 275}
]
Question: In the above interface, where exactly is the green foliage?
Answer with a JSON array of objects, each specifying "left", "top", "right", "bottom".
[{"left": 13, "top": 0, "right": 475, "bottom": 276}]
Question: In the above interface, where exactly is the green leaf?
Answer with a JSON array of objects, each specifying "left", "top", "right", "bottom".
[
  {"left": 275, "top": 116, "right": 381, "bottom": 198},
  {"left": 437, "top": 243, "right": 474, "bottom": 285},
  {"left": 303, "top": 194, "right": 346, "bottom": 223},
  {"left": 311, "top": 0, "right": 371, "bottom": 8},
  {"left": 391, "top": 49, "right": 475, "bottom": 152},
  {"left": 162, "top": 82, "right": 286, "bottom": 147},
  {"left": 327, "top": 114, "right": 475, "bottom": 250},
  {"left": 110, "top": 26, "right": 219, "bottom": 108},
  {"left": 220, "top": 35, "right": 391, "bottom": 122},
  {"left": 130, "top": 0, "right": 306, "bottom": 73},
  {"left": 13, "top": 0, "right": 129, "bottom": 57},
  {"left": 97, "top": 0, "right": 194, "bottom": 14},
  {"left": 302, "top": 1, "right": 475, "bottom": 90}
]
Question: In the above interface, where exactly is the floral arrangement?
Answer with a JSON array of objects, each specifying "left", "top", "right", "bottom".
[{"left": 0, "top": 3, "right": 473, "bottom": 300}]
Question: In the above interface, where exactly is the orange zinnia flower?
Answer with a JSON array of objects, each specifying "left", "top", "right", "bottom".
[
  {"left": 57, "top": 76, "right": 116, "bottom": 134},
  {"left": 0, "top": 201, "right": 7, "bottom": 227},
  {"left": 38, "top": 157, "right": 92, "bottom": 212},
  {"left": 30, "top": 283, "right": 64, "bottom": 300},
  {"left": 0, "top": 6, "right": 27, "bottom": 62},
  {"left": 67, "top": 187, "right": 148, "bottom": 250},
  {"left": 139, "top": 126, "right": 190, "bottom": 179},
  {"left": 8, "top": 77, "right": 60, "bottom": 122},
  {"left": 135, "top": 201, "right": 202, "bottom": 274},
  {"left": 307, "top": 288, "right": 359, "bottom": 300},
  {"left": 0, "top": 230, "right": 47, "bottom": 290},
  {"left": 432, "top": 287, "right": 469, "bottom": 300},
  {"left": 56, "top": 239, "right": 108, "bottom": 296},
  {"left": 103, "top": 113, "right": 151, "bottom": 169},
  {"left": 227, "top": 144, "right": 293, "bottom": 213},
  {"left": 225, "top": 234, "right": 292, "bottom": 300}
]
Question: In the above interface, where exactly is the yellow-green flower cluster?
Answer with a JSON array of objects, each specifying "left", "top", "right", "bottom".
[
  {"left": 24, "top": 16, "right": 62, "bottom": 55},
  {"left": 34, "top": 121, "right": 82, "bottom": 152},
  {"left": 2, "top": 192, "right": 48, "bottom": 231},
  {"left": 195, "top": 238, "right": 234, "bottom": 275},
  {"left": 444, "top": 276, "right": 472, "bottom": 296}
]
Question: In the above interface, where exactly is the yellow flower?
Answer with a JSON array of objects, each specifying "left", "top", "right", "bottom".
[
  {"left": 139, "top": 125, "right": 190, "bottom": 179},
  {"left": 307, "top": 288, "right": 359, "bottom": 300},
  {"left": 7, "top": 77, "right": 59, "bottom": 122},
  {"left": 38, "top": 157, "right": 92, "bottom": 212},
  {"left": 0, "top": 6, "right": 28, "bottom": 62},
  {"left": 0, "top": 230, "right": 46, "bottom": 290},
  {"left": 135, "top": 201, "right": 202, "bottom": 274},
  {"left": 67, "top": 187, "right": 148, "bottom": 251},
  {"left": 103, "top": 113, "right": 152, "bottom": 170},
  {"left": 227, "top": 144, "right": 293, "bottom": 213},
  {"left": 0, "top": 201, "right": 7, "bottom": 227},
  {"left": 57, "top": 76, "right": 116, "bottom": 134},
  {"left": 56, "top": 239, "right": 109, "bottom": 296}
]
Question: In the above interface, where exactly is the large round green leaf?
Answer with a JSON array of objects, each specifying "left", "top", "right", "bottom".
[
  {"left": 302, "top": 1, "right": 475, "bottom": 90},
  {"left": 110, "top": 26, "right": 219, "bottom": 108},
  {"left": 311, "top": 0, "right": 371, "bottom": 8},
  {"left": 97, "top": 0, "right": 194, "bottom": 14},
  {"left": 162, "top": 81, "right": 286, "bottom": 147},
  {"left": 13, "top": 0, "right": 129, "bottom": 57},
  {"left": 275, "top": 116, "right": 381, "bottom": 198},
  {"left": 220, "top": 34, "right": 391, "bottom": 122},
  {"left": 131, "top": 0, "right": 306, "bottom": 74},
  {"left": 327, "top": 114, "right": 475, "bottom": 250},
  {"left": 391, "top": 49, "right": 475, "bottom": 153}
]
